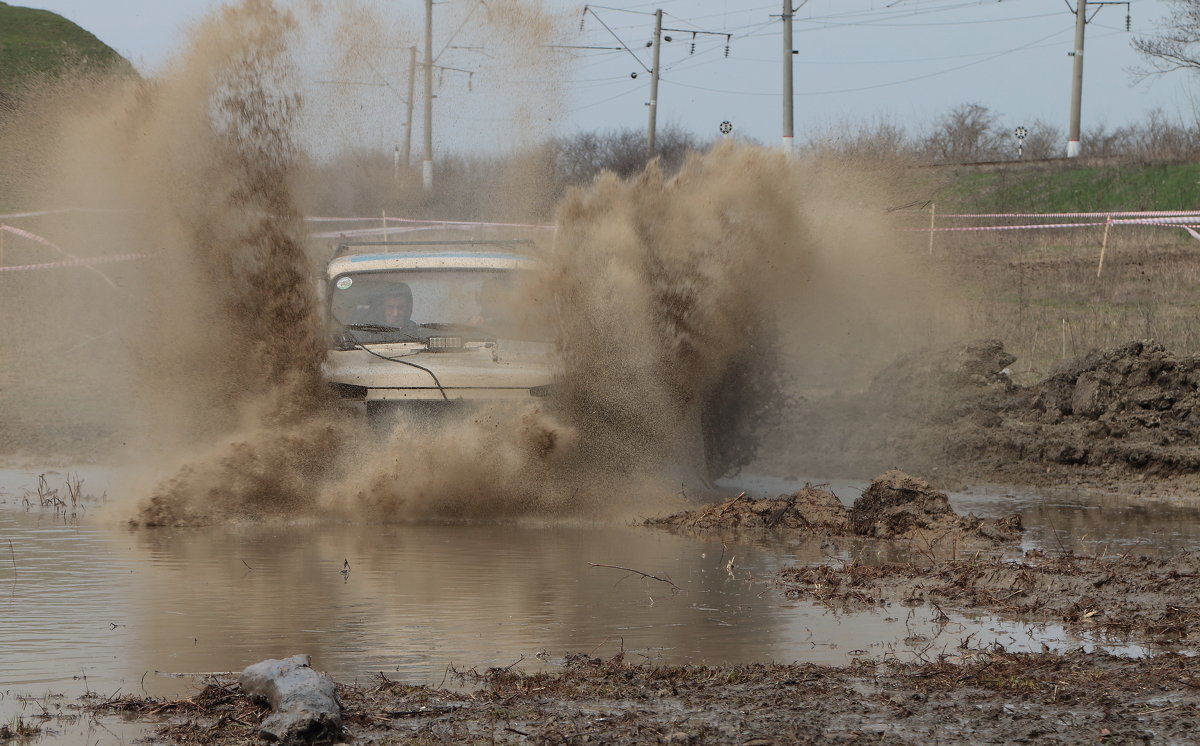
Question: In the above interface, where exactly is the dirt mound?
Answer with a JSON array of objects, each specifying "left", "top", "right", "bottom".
[
  {"left": 768, "top": 338, "right": 1200, "bottom": 490},
  {"left": 965, "top": 339, "right": 1200, "bottom": 481},
  {"left": 848, "top": 469, "right": 1020, "bottom": 540},
  {"left": 648, "top": 469, "right": 1022, "bottom": 543},
  {"left": 650, "top": 486, "right": 852, "bottom": 533}
]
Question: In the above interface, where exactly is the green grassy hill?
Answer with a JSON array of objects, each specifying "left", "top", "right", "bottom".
[
  {"left": 937, "top": 160, "right": 1200, "bottom": 214},
  {"left": 0, "top": 2, "right": 134, "bottom": 94}
]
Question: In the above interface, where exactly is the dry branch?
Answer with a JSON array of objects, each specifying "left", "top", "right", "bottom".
[{"left": 588, "top": 563, "right": 683, "bottom": 593}]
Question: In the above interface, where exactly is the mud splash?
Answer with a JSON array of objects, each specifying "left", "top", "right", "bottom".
[{"left": 3, "top": 1, "right": 950, "bottom": 524}]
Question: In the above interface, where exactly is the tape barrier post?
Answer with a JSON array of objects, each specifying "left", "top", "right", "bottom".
[
  {"left": 1096, "top": 217, "right": 1112, "bottom": 279},
  {"left": 928, "top": 203, "right": 936, "bottom": 256}
]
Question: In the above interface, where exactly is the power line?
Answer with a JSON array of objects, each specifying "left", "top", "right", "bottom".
[{"left": 660, "top": 24, "right": 1072, "bottom": 98}]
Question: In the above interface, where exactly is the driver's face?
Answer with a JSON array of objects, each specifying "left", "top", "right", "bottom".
[{"left": 383, "top": 295, "right": 411, "bottom": 325}]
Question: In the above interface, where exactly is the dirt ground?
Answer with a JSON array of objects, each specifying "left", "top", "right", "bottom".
[
  {"left": 760, "top": 337, "right": 1200, "bottom": 498},
  {"left": 84, "top": 649, "right": 1200, "bottom": 744}
]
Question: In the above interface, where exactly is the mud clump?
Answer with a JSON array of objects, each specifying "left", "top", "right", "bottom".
[
  {"left": 651, "top": 486, "right": 852, "bottom": 533},
  {"left": 649, "top": 469, "right": 1023, "bottom": 544},
  {"left": 849, "top": 469, "right": 1020, "bottom": 540}
]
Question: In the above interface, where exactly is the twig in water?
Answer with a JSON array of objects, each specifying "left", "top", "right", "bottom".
[
  {"left": 588, "top": 563, "right": 683, "bottom": 593},
  {"left": 241, "top": 560, "right": 253, "bottom": 571},
  {"left": 8, "top": 539, "right": 15, "bottom": 580}
]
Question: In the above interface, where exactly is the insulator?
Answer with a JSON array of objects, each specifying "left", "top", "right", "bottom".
[
  {"left": 690, "top": 43, "right": 695, "bottom": 54},
  {"left": 724, "top": 44, "right": 730, "bottom": 58},
  {"left": 1126, "top": 13, "right": 1131, "bottom": 31}
]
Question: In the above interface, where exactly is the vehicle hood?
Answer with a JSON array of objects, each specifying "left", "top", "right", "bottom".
[{"left": 323, "top": 339, "right": 555, "bottom": 390}]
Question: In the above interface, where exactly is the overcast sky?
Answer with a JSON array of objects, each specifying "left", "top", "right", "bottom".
[{"left": 19, "top": 0, "right": 1199, "bottom": 155}]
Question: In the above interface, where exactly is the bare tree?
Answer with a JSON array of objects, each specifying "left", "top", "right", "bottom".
[
  {"left": 919, "top": 103, "right": 1006, "bottom": 163},
  {"left": 1020, "top": 119, "right": 1062, "bottom": 160},
  {"left": 1133, "top": 0, "right": 1200, "bottom": 77},
  {"left": 552, "top": 125, "right": 706, "bottom": 186}
]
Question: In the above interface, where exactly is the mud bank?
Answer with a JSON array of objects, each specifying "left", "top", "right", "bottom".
[
  {"left": 90, "top": 650, "right": 1200, "bottom": 744},
  {"left": 780, "top": 550, "right": 1200, "bottom": 645},
  {"left": 766, "top": 338, "right": 1200, "bottom": 495},
  {"left": 649, "top": 469, "right": 1022, "bottom": 548}
]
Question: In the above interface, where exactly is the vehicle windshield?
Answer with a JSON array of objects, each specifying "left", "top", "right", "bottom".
[{"left": 328, "top": 269, "right": 549, "bottom": 344}]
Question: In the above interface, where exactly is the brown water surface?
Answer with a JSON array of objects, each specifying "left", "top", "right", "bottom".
[{"left": 3, "top": 467, "right": 1197, "bottom": 742}]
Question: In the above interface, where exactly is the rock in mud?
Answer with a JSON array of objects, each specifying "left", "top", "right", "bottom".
[{"left": 240, "top": 655, "right": 342, "bottom": 745}]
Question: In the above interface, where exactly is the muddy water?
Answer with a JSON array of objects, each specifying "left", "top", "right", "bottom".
[{"left": 4, "top": 468, "right": 1199, "bottom": 737}]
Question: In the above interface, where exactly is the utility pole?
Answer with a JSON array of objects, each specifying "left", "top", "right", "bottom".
[
  {"left": 647, "top": 9, "right": 663, "bottom": 155},
  {"left": 403, "top": 45, "right": 416, "bottom": 171},
  {"left": 1066, "top": 0, "right": 1086, "bottom": 158},
  {"left": 782, "top": 1, "right": 794, "bottom": 157},
  {"left": 423, "top": 0, "right": 434, "bottom": 190},
  {"left": 1064, "top": 1, "right": 1130, "bottom": 158}
]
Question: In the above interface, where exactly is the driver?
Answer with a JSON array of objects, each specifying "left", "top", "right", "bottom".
[{"left": 373, "top": 283, "right": 422, "bottom": 338}]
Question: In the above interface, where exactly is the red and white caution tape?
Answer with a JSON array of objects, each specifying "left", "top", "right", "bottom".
[
  {"left": 900, "top": 221, "right": 1106, "bottom": 233},
  {"left": 304, "top": 215, "right": 555, "bottom": 230},
  {"left": 0, "top": 225, "right": 141, "bottom": 284},
  {"left": 897, "top": 209, "right": 1200, "bottom": 219},
  {"left": 0, "top": 253, "right": 146, "bottom": 273},
  {"left": 309, "top": 225, "right": 476, "bottom": 240},
  {"left": 0, "top": 207, "right": 119, "bottom": 220}
]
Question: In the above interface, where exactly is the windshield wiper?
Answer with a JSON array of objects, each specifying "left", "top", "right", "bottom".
[
  {"left": 420, "top": 322, "right": 482, "bottom": 333},
  {"left": 341, "top": 323, "right": 423, "bottom": 342},
  {"left": 346, "top": 322, "right": 402, "bottom": 334}
]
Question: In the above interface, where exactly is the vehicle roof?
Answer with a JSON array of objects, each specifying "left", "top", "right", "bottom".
[{"left": 326, "top": 249, "right": 537, "bottom": 278}]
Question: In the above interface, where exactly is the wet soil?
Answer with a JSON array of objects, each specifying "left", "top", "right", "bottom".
[
  {"left": 89, "top": 650, "right": 1200, "bottom": 744},
  {"left": 778, "top": 550, "right": 1200, "bottom": 646},
  {"left": 764, "top": 338, "right": 1200, "bottom": 496},
  {"left": 649, "top": 469, "right": 1024, "bottom": 551}
]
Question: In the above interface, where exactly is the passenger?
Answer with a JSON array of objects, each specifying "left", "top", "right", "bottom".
[{"left": 468, "top": 277, "right": 509, "bottom": 329}]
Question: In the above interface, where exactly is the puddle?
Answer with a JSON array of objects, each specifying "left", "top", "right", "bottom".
[{"left": 2, "top": 467, "right": 1197, "bottom": 739}]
